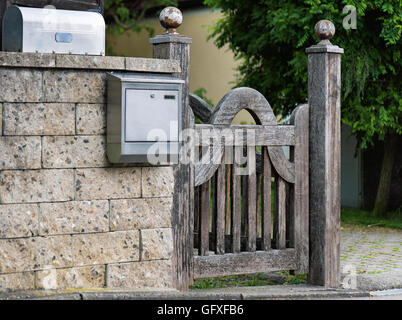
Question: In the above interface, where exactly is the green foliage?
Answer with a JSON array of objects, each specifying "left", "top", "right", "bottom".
[
  {"left": 104, "top": 0, "right": 178, "bottom": 37},
  {"left": 203, "top": 0, "right": 401, "bottom": 148},
  {"left": 341, "top": 208, "right": 402, "bottom": 229}
]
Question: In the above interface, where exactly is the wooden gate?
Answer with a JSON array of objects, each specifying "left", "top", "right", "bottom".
[{"left": 190, "top": 87, "right": 309, "bottom": 279}]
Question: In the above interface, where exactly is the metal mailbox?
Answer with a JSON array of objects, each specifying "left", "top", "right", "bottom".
[
  {"left": 107, "top": 72, "right": 184, "bottom": 163},
  {"left": 2, "top": 5, "right": 105, "bottom": 55}
]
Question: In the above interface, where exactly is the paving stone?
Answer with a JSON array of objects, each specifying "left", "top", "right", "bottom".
[
  {"left": 76, "top": 104, "right": 106, "bottom": 135},
  {"left": 0, "top": 235, "right": 73, "bottom": 273},
  {"left": 141, "top": 228, "right": 173, "bottom": 261},
  {"left": 43, "top": 70, "right": 106, "bottom": 103},
  {"left": 42, "top": 135, "right": 108, "bottom": 168},
  {"left": 107, "top": 260, "right": 173, "bottom": 289},
  {"left": 0, "top": 203, "right": 39, "bottom": 239},
  {"left": 110, "top": 197, "right": 172, "bottom": 231},
  {"left": 0, "top": 136, "right": 41, "bottom": 169},
  {"left": 72, "top": 231, "right": 140, "bottom": 266},
  {"left": 0, "top": 169, "right": 74, "bottom": 204},
  {"left": 39, "top": 200, "right": 109, "bottom": 236},
  {"left": 0, "top": 68, "right": 43, "bottom": 102},
  {"left": 35, "top": 265, "right": 106, "bottom": 289},
  {"left": 142, "top": 167, "right": 174, "bottom": 197},
  {"left": 75, "top": 168, "right": 141, "bottom": 200},
  {"left": 3, "top": 103, "right": 75, "bottom": 135}
]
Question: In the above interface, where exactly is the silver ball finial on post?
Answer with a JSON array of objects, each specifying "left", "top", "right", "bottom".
[
  {"left": 314, "top": 20, "right": 335, "bottom": 43},
  {"left": 159, "top": 7, "right": 183, "bottom": 35}
]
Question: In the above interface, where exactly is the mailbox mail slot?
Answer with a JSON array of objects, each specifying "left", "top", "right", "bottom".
[{"left": 107, "top": 72, "right": 184, "bottom": 163}]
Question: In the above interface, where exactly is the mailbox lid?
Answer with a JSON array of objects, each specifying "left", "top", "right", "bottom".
[
  {"left": 2, "top": 5, "right": 105, "bottom": 55},
  {"left": 125, "top": 88, "right": 179, "bottom": 142}
]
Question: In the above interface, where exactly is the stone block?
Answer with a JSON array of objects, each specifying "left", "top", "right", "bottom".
[
  {"left": 75, "top": 168, "right": 141, "bottom": 200},
  {"left": 3, "top": 103, "right": 75, "bottom": 136},
  {"left": 56, "top": 55, "right": 125, "bottom": 70},
  {"left": 125, "top": 57, "right": 181, "bottom": 73},
  {"left": 0, "top": 52, "right": 56, "bottom": 68},
  {"left": 0, "top": 136, "right": 41, "bottom": 169},
  {"left": 0, "top": 169, "right": 74, "bottom": 204},
  {"left": 0, "top": 68, "right": 43, "bottom": 102},
  {"left": 0, "top": 235, "right": 73, "bottom": 273},
  {"left": 110, "top": 198, "right": 172, "bottom": 231},
  {"left": 76, "top": 104, "right": 106, "bottom": 135},
  {"left": 43, "top": 70, "right": 106, "bottom": 103},
  {"left": 107, "top": 260, "right": 173, "bottom": 289},
  {"left": 141, "top": 228, "right": 173, "bottom": 261},
  {"left": 0, "top": 203, "right": 39, "bottom": 239},
  {"left": 0, "top": 272, "right": 36, "bottom": 291},
  {"left": 142, "top": 167, "right": 174, "bottom": 197},
  {"left": 72, "top": 231, "right": 139, "bottom": 266},
  {"left": 40, "top": 200, "right": 109, "bottom": 236},
  {"left": 42, "top": 136, "right": 108, "bottom": 168},
  {"left": 35, "top": 265, "right": 105, "bottom": 289}
]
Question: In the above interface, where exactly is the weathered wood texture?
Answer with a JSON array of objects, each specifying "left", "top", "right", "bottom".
[
  {"left": 152, "top": 34, "right": 194, "bottom": 291},
  {"left": 290, "top": 104, "right": 310, "bottom": 274},
  {"left": 195, "top": 125, "right": 295, "bottom": 146},
  {"left": 307, "top": 42, "right": 343, "bottom": 287},
  {"left": 194, "top": 88, "right": 294, "bottom": 187},
  {"left": 191, "top": 87, "right": 310, "bottom": 280},
  {"left": 194, "top": 249, "right": 297, "bottom": 279},
  {"left": 189, "top": 93, "right": 213, "bottom": 123}
]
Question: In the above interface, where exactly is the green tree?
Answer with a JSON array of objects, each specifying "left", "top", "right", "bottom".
[
  {"left": 204, "top": 0, "right": 401, "bottom": 217},
  {"left": 104, "top": 0, "right": 177, "bottom": 54}
]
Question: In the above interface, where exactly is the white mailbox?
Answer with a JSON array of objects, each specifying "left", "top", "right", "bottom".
[{"left": 107, "top": 72, "right": 184, "bottom": 163}]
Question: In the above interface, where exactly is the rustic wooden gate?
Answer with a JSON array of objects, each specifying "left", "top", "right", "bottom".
[{"left": 190, "top": 88, "right": 309, "bottom": 279}]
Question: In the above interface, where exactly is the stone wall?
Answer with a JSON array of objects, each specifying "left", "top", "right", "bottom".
[{"left": 0, "top": 52, "right": 180, "bottom": 291}]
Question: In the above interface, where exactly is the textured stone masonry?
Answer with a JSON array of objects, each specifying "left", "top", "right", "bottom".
[
  {"left": 142, "top": 167, "right": 174, "bottom": 197},
  {"left": 110, "top": 197, "right": 172, "bottom": 231},
  {"left": 75, "top": 168, "right": 141, "bottom": 200},
  {"left": 39, "top": 200, "right": 109, "bottom": 236},
  {"left": 0, "top": 169, "right": 75, "bottom": 204},
  {"left": 0, "top": 52, "right": 178, "bottom": 291},
  {"left": 0, "top": 136, "right": 41, "bottom": 169},
  {"left": 107, "top": 260, "right": 173, "bottom": 289},
  {"left": 3, "top": 103, "right": 75, "bottom": 135},
  {"left": 76, "top": 104, "right": 106, "bottom": 135},
  {"left": 42, "top": 135, "right": 108, "bottom": 168},
  {"left": 0, "top": 203, "right": 39, "bottom": 239}
]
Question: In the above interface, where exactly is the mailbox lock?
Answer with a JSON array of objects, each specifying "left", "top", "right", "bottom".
[{"left": 150, "top": 93, "right": 156, "bottom": 99}]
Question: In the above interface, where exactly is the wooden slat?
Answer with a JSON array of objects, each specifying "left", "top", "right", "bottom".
[
  {"left": 262, "top": 147, "right": 272, "bottom": 251},
  {"left": 194, "top": 249, "right": 297, "bottom": 279},
  {"left": 216, "top": 164, "right": 226, "bottom": 254},
  {"left": 274, "top": 176, "right": 286, "bottom": 249},
  {"left": 195, "top": 124, "right": 295, "bottom": 146},
  {"left": 231, "top": 147, "right": 242, "bottom": 253},
  {"left": 199, "top": 181, "right": 210, "bottom": 256},
  {"left": 189, "top": 93, "right": 213, "bottom": 123},
  {"left": 247, "top": 146, "right": 257, "bottom": 252},
  {"left": 290, "top": 104, "right": 310, "bottom": 274},
  {"left": 256, "top": 172, "right": 262, "bottom": 239},
  {"left": 225, "top": 164, "right": 232, "bottom": 235}
]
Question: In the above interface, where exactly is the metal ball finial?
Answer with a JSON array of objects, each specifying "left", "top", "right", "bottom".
[
  {"left": 159, "top": 7, "right": 183, "bottom": 34},
  {"left": 314, "top": 20, "right": 335, "bottom": 41}
]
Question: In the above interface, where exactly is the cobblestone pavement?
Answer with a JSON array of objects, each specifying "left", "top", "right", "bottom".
[{"left": 340, "top": 226, "right": 402, "bottom": 275}]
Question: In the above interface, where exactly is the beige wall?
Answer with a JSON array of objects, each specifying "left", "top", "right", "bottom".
[{"left": 107, "top": 8, "right": 254, "bottom": 124}]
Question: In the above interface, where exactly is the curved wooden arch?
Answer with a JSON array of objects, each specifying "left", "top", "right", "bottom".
[{"left": 194, "top": 87, "right": 295, "bottom": 186}]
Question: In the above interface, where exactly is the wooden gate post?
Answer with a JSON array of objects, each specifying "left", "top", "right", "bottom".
[
  {"left": 150, "top": 7, "right": 194, "bottom": 291},
  {"left": 306, "top": 20, "right": 344, "bottom": 287}
]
